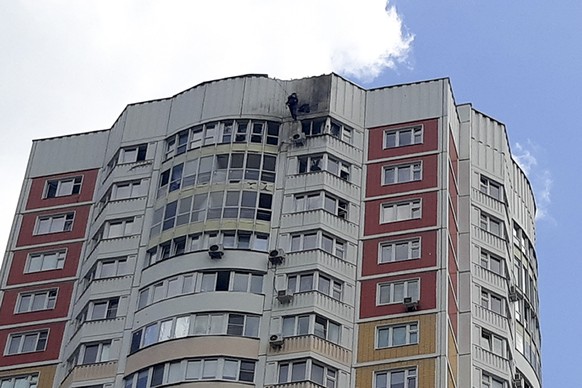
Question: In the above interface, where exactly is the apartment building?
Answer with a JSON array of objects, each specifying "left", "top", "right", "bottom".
[{"left": 0, "top": 73, "right": 541, "bottom": 388}]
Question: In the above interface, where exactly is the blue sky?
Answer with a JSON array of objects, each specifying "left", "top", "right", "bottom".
[{"left": 0, "top": 1, "right": 578, "bottom": 386}]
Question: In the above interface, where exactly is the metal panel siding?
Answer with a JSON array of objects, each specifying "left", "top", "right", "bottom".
[
  {"left": 122, "top": 100, "right": 171, "bottom": 141},
  {"left": 365, "top": 80, "right": 445, "bottom": 128},
  {"left": 28, "top": 131, "right": 109, "bottom": 177},
  {"left": 330, "top": 75, "right": 366, "bottom": 126},
  {"left": 241, "top": 76, "right": 288, "bottom": 117},
  {"left": 201, "top": 78, "right": 246, "bottom": 120},
  {"left": 167, "top": 86, "right": 206, "bottom": 132}
]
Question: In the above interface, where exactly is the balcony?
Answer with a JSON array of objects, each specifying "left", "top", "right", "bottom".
[
  {"left": 473, "top": 225, "right": 509, "bottom": 257},
  {"left": 87, "top": 234, "right": 141, "bottom": 259},
  {"left": 100, "top": 160, "right": 153, "bottom": 190},
  {"left": 473, "top": 345, "right": 510, "bottom": 374},
  {"left": 75, "top": 276, "right": 133, "bottom": 315},
  {"left": 284, "top": 249, "right": 357, "bottom": 275},
  {"left": 473, "top": 303, "right": 509, "bottom": 332},
  {"left": 272, "top": 291, "right": 354, "bottom": 322},
  {"left": 280, "top": 210, "right": 358, "bottom": 240},
  {"left": 266, "top": 382, "right": 324, "bottom": 388},
  {"left": 284, "top": 172, "right": 360, "bottom": 201},
  {"left": 472, "top": 188, "right": 506, "bottom": 216},
  {"left": 66, "top": 317, "right": 125, "bottom": 354},
  {"left": 60, "top": 361, "right": 117, "bottom": 387},
  {"left": 288, "top": 134, "right": 362, "bottom": 164},
  {"left": 473, "top": 264, "right": 507, "bottom": 294},
  {"left": 268, "top": 335, "right": 352, "bottom": 365},
  {"left": 91, "top": 197, "right": 148, "bottom": 236}
]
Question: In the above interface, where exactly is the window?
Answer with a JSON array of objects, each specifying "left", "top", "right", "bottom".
[
  {"left": 16, "top": 289, "right": 57, "bottom": 313},
  {"left": 5, "top": 330, "right": 48, "bottom": 355},
  {"left": 34, "top": 213, "right": 74, "bottom": 235},
  {"left": 0, "top": 373, "right": 39, "bottom": 388},
  {"left": 278, "top": 359, "right": 336, "bottom": 387},
  {"left": 290, "top": 231, "right": 345, "bottom": 258},
  {"left": 297, "top": 154, "right": 350, "bottom": 181},
  {"left": 481, "top": 289, "right": 504, "bottom": 315},
  {"left": 200, "top": 271, "right": 263, "bottom": 294},
  {"left": 294, "top": 192, "right": 349, "bottom": 219},
  {"left": 480, "top": 175, "right": 503, "bottom": 201},
  {"left": 82, "top": 257, "right": 131, "bottom": 291},
  {"left": 282, "top": 314, "right": 341, "bottom": 344},
  {"left": 383, "top": 163, "right": 422, "bottom": 184},
  {"left": 481, "top": 329, "right": 507, "bottom": 358},
  {"left": 111, "top": 180, "right": 144, "bottom": 200},
  {"left": 379, "top": 238, "right": 420, "bottom": 263},
  {"left": 80, "top": 341, "right": 111, "bottom": 364},
  {"left": 191, "top": 313, "right": 259, "bottom": 338},
  {"left": 378, "top": 279, "right": 419, "bottom": 305},
  {"left": 480, "top": 250, "right": 504, "bottom": 276},
  {"left": 44, "top": 176, "right": 82, "bottom": 198},
  {"left": 330, "top": 119, "right": 353, "bottom": 143},
  {"left": 86, "top": 298, "right": 119, "bottom": 321},
  {"left": 480, "top": 212, "right": 504, "bottom": 238},
  {"left": 381, "top": 200, "right": 421, "bottom": 223},
  {"left": 384, "top": 126, "right": 423, "bottom": 148},
  {"left": 26, "top": 250, "right": 66, "bottom": 273},
  {"left": 287, "top": 272, "right": 343, "bottom": 301},
  {"left": 119, "top": 144, "right": 147, "bottom": 164},
  {"left": 377, "top": 322, "right": 418, "bottom": 348},
  {"left": 375, "top": 368, "right": 417, "bottom": 388},
  {"left": 105, "top": 218, "right": 134, "bottom": 239},
  {"left": 481, "top": 372, "right": 506, "bottom": 388},
  {"left": 124, "top": 358, "right": 255, "bottom": 386}
]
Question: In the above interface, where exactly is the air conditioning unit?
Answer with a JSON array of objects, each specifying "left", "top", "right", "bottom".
[
  {"left": 403, "top": 297, "right": 419, "bottom": 311},
  {"left": 290, "top": 131, "right": 306, "bottom": 146},
  {"left": 508, "top": 285, "right": 523, "bottom": 302},
  {"left": 268, "top": 248, "right": 286, "bottom": 265},
  {"left": 208, "top": 244, "right": 224, "bottom": 259},
  {"left": 269, "top": 333, "right": 285, "bottom": 347},
  {"left": 512, "top": 372, "right": 523, "bottom": 388},
  {"left": 276, "top": 290, "right": 294, "bottom": 304}
]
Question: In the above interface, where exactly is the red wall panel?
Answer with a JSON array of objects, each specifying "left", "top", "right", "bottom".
[
  {"left": 0, "top": 322, "right": 65, "bottom": 367},
  {"left": 366, "top": 154, "right": 439, "bottom": 198},
  {"left": 367, "top": 118, "right": 439, "bottom": 161},
  {"left": 0, "top": 282, "right": 74, "bottom": 325},
  {"left": 364, "top": 192, "right": 438, "bottom": 236},
  {"left": 359, "top": 271, "right": 437, "bottom": 319},
  {"left": 7, "top": 242, "right": 82, "bottom": 286},
  {"left": 16, "top": 206, "right": 91, "bottom": 247},
  {"left": 25, "top": 169, "right": 98, "bottom": 210},
  {"left": 362, "top": 230, "right": 438, "bottom": 276}
]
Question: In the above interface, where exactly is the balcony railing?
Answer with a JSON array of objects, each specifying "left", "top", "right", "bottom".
[
  {"left": 473, "top": 225, "right": 509, "bottom": 256},
  {"left": 473, "top": 264, "right": 507, "bottom": 293},
  {"left": 60, "top": 361, "right": 117, "bottom": 388},
  {"left": 281, "top": 209, "right": 358, "bottom": 240},
  {"left": 473, "top": 303, "right": 509, "bottom": 332},
  {"left": 472, "top": 188, "right": 506, "bottom": 215},
  {"left": 473, "top": 345, "right": 510, "bottom": 374},
  {"left": 285, "top": 172, "right": 360, "bottom": 201},
  {"left": 273, "top": 291, "right": 354, "bottom": 322},
  {"left": 284, "top": 249, "right": 357, "bottom": 273},
  {"left": 268, "top": 335, "right": 352, "bottom": 365}
]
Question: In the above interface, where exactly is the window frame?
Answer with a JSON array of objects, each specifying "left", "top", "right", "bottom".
[
  {"left": 34, "top": 212, "right": 75, "bottom": 235},
  {"left": 480, "top": 175, "right": 504, "bottom": 201},
  {"left": 15, "top": 289, "right": 58, "bottom": 313},
  {"left": 381, "top": 199, "right": 422, "bottom": 223},
  {"left": 374, "top": 367, "right": 417, "bottom": 388},
  {"left": 377, "top": 278, "right": 420, "bottom": 305},
  {"left": 382, "top": 162, "right": 422, "bottom": 185},
  {"left": 480, "top": 212, "right": 504, "bottom": 238},
  {"left": 383, "top": 125, "right": 423, "bottom": 149},
  {"left": 44, "top": 176, "right": 83, "bottom": 198},
  {"left": 25, "top": 249, "right": 66, "bottom": 273},
  {"left": 5, "top": 330, "right": 49, "bottom": 355},
  {"left": 376, "top": 321, "right": 419, "bottom": 348},
  {"left": 0, "top": 373, "right": 39, "bottom": 388},
  {"left": 379, "top": 238, "right": 421, "bottom": 264}
]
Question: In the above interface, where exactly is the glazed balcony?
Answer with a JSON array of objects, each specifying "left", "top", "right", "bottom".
[{"left": 267, "top": 334, "right": 352, "bottom": 365}]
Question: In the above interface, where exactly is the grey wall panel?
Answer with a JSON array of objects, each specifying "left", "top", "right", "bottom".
[
  {"left": 103, "top": 110, "right": 126, "bottom": 168},
  {"left": 29, "top": 131, "right": 109, "bottom": 177},
  {"left": 330, "top": 75, "right": 366, "bottom": 127},
  {"left": 241, "top": 76, "right": 287, "bottom": 118},
  {"left": 122, "top": 100, "right": 171, "bottom": 142},
  {"left": 201, "top": 78, "right": 246, "bottom": 121},
  {"left": 365, "top": 79, "right": 445, "bottom": 128},
  {"left": 167, "top": 86, "right": 206, "bottom": 133}
]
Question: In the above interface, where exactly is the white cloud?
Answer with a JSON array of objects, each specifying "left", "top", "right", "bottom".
[
  {"left": 512, "top": 141, "right": 553, "bottom": 222},
  {"left": 0, "top": 1, "right": 413, "bottom": 253}
]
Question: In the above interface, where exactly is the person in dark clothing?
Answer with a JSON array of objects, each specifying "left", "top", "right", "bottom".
[{"left": 286, "top": 93, "right": 299, "bottom": 120}]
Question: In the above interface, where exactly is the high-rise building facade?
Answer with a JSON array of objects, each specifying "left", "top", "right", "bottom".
[{"left": 0, "top": 74, "right": 541, "bottom": 388}]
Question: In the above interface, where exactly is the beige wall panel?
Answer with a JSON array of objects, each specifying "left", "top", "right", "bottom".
[
  {"left": 0, "top": 364, "right": 56, "bottom": 387},
  {"left": 357, "top": 314, "right": 436, "bottom": 363}
]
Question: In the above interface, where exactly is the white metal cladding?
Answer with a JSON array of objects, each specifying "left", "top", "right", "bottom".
[
  {"left": 122, "top": 99, "right": 172, "bottom": 142},
  {"left": 364, "top": 79, "right": 446, "bottom": 128},
  {"left": 29, "top": 130, "right": 109, "bottom": 177},
  {"left": 103, "top": 108, "right": 128, "bottom": 165},
  {"left": 329, "top": 75, "right": 366, "bottom": 126},
  {"left": 470, "top": 110, "right": 507, "bottom": 179},
  {"left": 167, "top": 84, "right": 207, "bottom": 132},
  {"left": 510, "top": 162, "right": 537, "bottom": 239}
]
